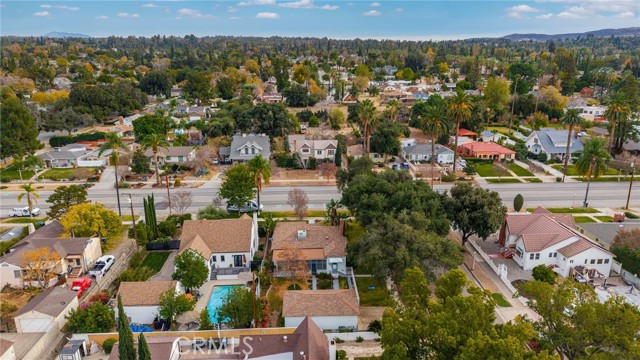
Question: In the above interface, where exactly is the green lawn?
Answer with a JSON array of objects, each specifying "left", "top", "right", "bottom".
[
  {"left": 345, "top": 221, "right": 365, "bottom": 245},
  {"left": 526, "top": 178, "right": 543, "bottom": 183},
  {"left": 574, "top": 216, "right": 596, "bottom": 223},
  {"left": 475, "top": 163, "right": 512, "bottom": 177},
  {"left": 486, "top": 178, "right": 521, "bottom": 183},
  {"left": 507, "top": 163, "right": 533, "bottom": 177},
  {"left": 552, "top": 165, "right": 621, "bottom": 176},
  {"left": 526, "top": 207, "right": 598, "bottom": 214},
  {"left": 491, "top": 293, "right": 512, "bottom": 307},
  {"left": 4, "top": 217, "right": 48, "bottom": 225},
  {"left": 0, "top": 165, "right": 36, "bottom": 181},
  {"left": 41, "top": 167, "right": 98, "bottom": 181},
  {"left": 356, "top": 277, "right": 395, "bottom": 307},
  {"left": 595, "top": 216, "right": 614, "bottom": 222},
  {"left": 140, "top": 251, "right": 171, "bottom": 273}
]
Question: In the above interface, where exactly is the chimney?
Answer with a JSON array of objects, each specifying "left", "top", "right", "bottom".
[
  {"left": 242, "top": 133, "right": 246, "bottom": 137},
  {"left": 118, "top": 116, "right": 123, "bottom": 125},
  {"left": 297, "top": 230, "right": 307, "bottom": 240},
  {"left": 339, "top": 219, "right": 345, "bottom": 236}
]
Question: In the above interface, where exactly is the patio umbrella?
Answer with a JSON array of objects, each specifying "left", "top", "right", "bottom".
[{"left": 176, "top": 310, "right": 200, "bottom": 324}]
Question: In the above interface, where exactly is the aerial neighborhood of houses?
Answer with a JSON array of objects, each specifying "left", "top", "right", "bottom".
[{"left": 1, "top": 26, "right": 640, "bottom": 360}]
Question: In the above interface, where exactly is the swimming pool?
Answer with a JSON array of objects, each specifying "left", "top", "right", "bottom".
[{"left": 207, "top": 285, "right": 241, "bottom": 324}]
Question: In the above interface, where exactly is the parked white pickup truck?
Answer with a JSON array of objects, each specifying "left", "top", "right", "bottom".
[
  {"left": 89, "top": 255, "right": 115, "bottom": 277},
  {"left": 8, "top": 206, "right": 41, "bottom": 217}
]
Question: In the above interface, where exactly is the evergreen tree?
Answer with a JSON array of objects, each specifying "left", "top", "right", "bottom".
[
  {"left": 137, "top": 333, "right": 151, "bottom": 360},
  {"left": 117, "top": 295, "right": 136, "bottom": 360}
]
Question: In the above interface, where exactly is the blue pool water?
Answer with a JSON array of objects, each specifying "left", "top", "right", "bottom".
[{"left": 207, "top": 285, "right": 241, "bottom": 324}]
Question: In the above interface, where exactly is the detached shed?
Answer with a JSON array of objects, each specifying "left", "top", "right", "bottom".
[{"left": 59, "top": 340, "right": 86, "bottom": 360}]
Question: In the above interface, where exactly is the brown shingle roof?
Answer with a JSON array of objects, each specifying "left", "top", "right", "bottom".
[
  {"left": 118, "top": 281, "right": 176, "bottom": 306},
  {"left": 283, "top": 289, "right": 359, "bottom": 317},
  {"left": 13, "top": 286, "right": 77, "bottom": 318},
  {"left": 271, "top": 222, "right": 346, "bottom": 260},
  {"left": 179, "top": 218, "right": 254, "bottom": 259},
  {"left": 143, "top": 146, "right": 194, "bottom": 158}
]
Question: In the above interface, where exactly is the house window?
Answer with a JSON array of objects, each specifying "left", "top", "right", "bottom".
[
  {"left": 515, "top": 248, "right": 523, "bottom": 258},
  {"left": 302, "top": 148, "right": 310, "bottom": 154},
  {"left": 244, "top": 148, "right": 249, "bottom": 154},
  {"left": 597, "top": 259, "right": 603, "bottom": 264},
  {"left": 221, "top": 255, "right": 225, "bottom": 262},
  {"left": 590, "top": 259, "right": 596, "bottom": 264},
  {"left": 570, "top": 260, "right": 574, "bottom": 263},
  {"left": 316, "top": 150, "right": 322, "bottom": 156},
  {"left": 252, "top": 148, "right": 256, "bottom": 154},
  {"left": 604, "top": 259, "right": 609, "bottom": 264},
  {"left": 212, "top": 256, "right": 217, "bottom": 262},
  {"left": 14, "top": 270, "right": 20, "bottom": 278},
  {"left": 549, "top": 252, "right": 553, "bottom": 258},
  {"left": 535, "top": 253, "right": 540, "bottom": 260},
  {"left": 166, "top": 156, "right": 172, "bottom": 161},
  {"left": 529, "top": 253, "right": 534, "bottom": 260},
  {"left": 327, "top": 150, "right": 335, "bottom": 156},
  {"left": 178, "top": 156, "right": 184, "bottom": 162},
  {"left": 553, "top": 252, "right": 557, "bottom": 258},
  {"left": 75, "top": 258, "right": 81, "bottom": 266}
]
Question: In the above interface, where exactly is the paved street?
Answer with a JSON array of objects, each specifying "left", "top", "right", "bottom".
[{"left": 0, "top": 181, "right": 637, "bottom": 216}]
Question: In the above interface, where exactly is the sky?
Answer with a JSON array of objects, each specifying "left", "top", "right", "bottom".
[{"left": 1, "top": 0, "right": 639, "bottom": 40}]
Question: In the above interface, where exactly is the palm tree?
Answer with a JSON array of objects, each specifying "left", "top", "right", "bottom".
[
  {"left": 99, "top": 133, "right": 129, "bottom": 216},
  {"left": 140, "top": 133, "right": 170, "bottom": 185},
  {"left": 325, "top": 199, "right": 343, "bottom": 226},
  {"left": 386, "top": 100, "right": 400, "bottom": 121},
  {"left": 603, "top": 93, "right": 630, "bottom": 153},
  {"left": 560, "top": 108, "right": 584, "bottom": 182},
  {"left": 576, "top": 138, "right": 611, "bottom": 208},
  {"left": 420, "top": 104, "right": 449, "bottom": 189},
  {"left": 247, "top": 154, "right": 271, "bottom": 214},
  {"left": 17, "top": 183, "right": 39, "bottom": 220},
  {"left": 357, "top": 99, "right": 377, "bottom": 153},
  {"left": 447, "top": 89, "right": 473, "bottom": 173}
]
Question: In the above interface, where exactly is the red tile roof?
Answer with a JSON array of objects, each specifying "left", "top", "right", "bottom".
[
  {"left": 557, "top": 238, "right": 604, "bottom": 258},
  {"left": 457, "top": 128, "right": 478, "bottom": 136},
  {"left": 460, "top": 141, "right": 515, "bottom": 154}
]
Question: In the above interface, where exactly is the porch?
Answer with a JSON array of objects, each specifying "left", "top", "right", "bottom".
[{"left": 209, "top": 267, "right": 250, "bottom": 280}]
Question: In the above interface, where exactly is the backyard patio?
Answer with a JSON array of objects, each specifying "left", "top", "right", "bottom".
[{"left": 472, "top": 236, "right": 534, "bottom": 283}]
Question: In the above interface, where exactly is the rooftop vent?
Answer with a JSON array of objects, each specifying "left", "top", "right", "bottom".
[{"left": 297, "top": 230, "right": 307, "bottom": 240}]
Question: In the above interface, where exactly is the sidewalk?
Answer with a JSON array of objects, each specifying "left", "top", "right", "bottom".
[{"left": 529, "top": 159, "right": 578, "bottom": 182}]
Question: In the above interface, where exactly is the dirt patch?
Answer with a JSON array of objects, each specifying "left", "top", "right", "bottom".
[
  {"left": 358, "top": 306, "right": 387, "bottom": 330},
  {"left": 0, "top": 287, "right": 43, "bottom": 330},
  {"left": 409, "top": 127, "right": 433, "bottom": 143}
]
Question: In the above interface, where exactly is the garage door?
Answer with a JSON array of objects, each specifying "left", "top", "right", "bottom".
[{"left": 19, "top": 318, "right": 52, "bottom": 333}]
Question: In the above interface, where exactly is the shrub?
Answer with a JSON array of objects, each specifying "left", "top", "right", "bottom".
[
  {"left": 441, "top": 174, "right": 456, "bottom": 182},
  {"left": 624, "top": 212, "right": 639, "bottom": 219},
  {"left": 556, "top": 177, "right": 562, "bottom": 182},
  {"left": 275, "top": 153, "right": 289, "bottom": 167},
  {"left": 308, "top": 115, "right": 320, "bottom": 127},
  {"left": 334, "top": 338, "right": 345, "bottom": 344},
  {"left": 307, "top": 157, "right": 317, "bottom": 170},
  {"left": 367, "top": 319, "right": 382, "bottom": 333},
  {"left": 337, "top": 350, "right": 347, "bottom": 360},
  {"left": 287, "top": 283, "right": 302, "bottom": 290},
  {"left": 532, "top": 264, "right": 556, "bottom": 285},
  {"left": 537, "top": 152, "right": 548, "bottom": 162},
  {"left": 174, "top": 178, "right": 182, "bottom": 187},
  {"left": 318, "top": 280, "right": 333, "bottom": 289},
  {"left": 355, "top": 336, "right": 364, "bottom": 343},
  {"left": 513, "top": 194, "right": 524, "bottom": 212},
  {"left": 158, "top": 220, "right": 178, "bottom": 238},
  {"left": 165, "top": 213, "right": 191, "bottom": 225},
  {"left": 103, "top": 338, "right": 117, "bottom": 354}
]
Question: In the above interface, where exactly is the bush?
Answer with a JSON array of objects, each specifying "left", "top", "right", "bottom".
[
  {"left": 158, "top": 220, "right": 178, "bottom": 238},
  {"left": 355, "top": 336, "right": 364, "bottom": 343},
  {"left": 103, "top": 338, "right": 117, "bottom": 354},
  {"left": 556, "top": 177, "right": 562, "bottom": 182},
  {"left": 307, "top": 157, "right": 317, "bottom": 170},
  {"left": 367, "top": 319, "right": 382, "bottom": 333},
  {"left": 174, "top": 178, "right": 182, "bottom": 187},
  {"left": 537, "top": 153, "right": 548, "bottom": 162},
  {"left": 513, "top": 194, "right": 524, "bottom": 212},
  {"left": 275, "top": 153, "right": 290, "bottom": 167},
  {"left": 287, "top": 283, "right": 302, "bottom": 290},
  {"left": 165, "top": 213, "right": 191, "bottom": 226},
  {"left": 308, "top": 115, "right": 320, "bottom": 127},
  {"left": 624, "top": 212, "right": 639, "bottom": 219},
  {"left": 334, "top": 338, "right": 345, "bottom": 344},
  {"left": 441, "top": 174, "right": 456, "bottom": 182},
  {"left": 337, "top": 350, "right": 347, "bottom": 360},
  {"left": 532, "top": 264, "right": 556, "bottom": 285},
  {"left": 318, "top": 280, "right": 333, "bottom": 289}
]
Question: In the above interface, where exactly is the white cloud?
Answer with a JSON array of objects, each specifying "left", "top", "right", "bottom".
[
  {"left": 117, "top": 12, "right": 140, "bottom": 18},
  {"left": 228, "top": 6, "right": 239, "bottom": 12},
  {"left": 176, "top": 8, "right": 214, "bottom": 18},
  {"left": 536, "top": 13, "right": 554, "bottom": 19},
  {"left": 556, "top": 11, "right": 581, "bottom": 18},
  {"left": 256, "top": 11, "right": 279, "bottom": 18},
  {"left": 395, "top": 7, "right": 403, "bottom": 12},
  {"left": 279, "top": 0, "right": 314, "bottom": 9},
  {"left": 229, "top": 16, "right": 241, "bottom": 19},
  {"left": 347, "top": 2, "right": 354, "bottom": 5},
  {"left": 238, "top": 0, "right": 276, "bottom": 6},
  {"left": 95, "top": 15, "right": 109, "bottom": 19},
  {"left": 506, "top": 4, "right": 539, "bottom": 18},
  {"left": 40, "top": 4, "right": 79, "bottom": 10},
  {"left": 141, "top": 3, "right": 159, "bottom": 8},
  {"left": 33, "top": 11, "right": 50, "bottom": 16},
  {"left": 615, "top": 11, "right": 635, "bottom": 17},
  {"left": 321, "top": 4, "right": 339, "bottom": 10},
  {"left": 363, "top": 10, "right": 381, "bottom": 16},
  {"left": 370, "top": 2, "right": 381, "bottom": 7}
]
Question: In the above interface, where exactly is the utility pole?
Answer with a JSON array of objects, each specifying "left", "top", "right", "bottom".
[
  {"left": 166, "top": 175, "right": 172, "bottom": 216},
  {"left": 626, "top": 161, "right": 636, "bottom": 210},
  {"left": 127, "top": 194, "right": 137, "bottom": 241},
  {"left": 252, "top": 272, "right": 257, "bottom": 328}
]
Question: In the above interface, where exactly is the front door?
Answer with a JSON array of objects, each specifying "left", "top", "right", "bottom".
[
  {"left": 311, "top": 262, "right": 317, "bottom": 275},
  {"left": 234, "top": 255, "right": 243, "bottom": 267}
]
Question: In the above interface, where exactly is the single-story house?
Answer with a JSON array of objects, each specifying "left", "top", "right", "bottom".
[
  {"left": 260, "top": 94, "right": 283, "bottom": 103},
  {"left": 459, "top": 141, "right": 515, "bottom": 161},
  {"left": 526, "top": 128, "right": 584, "bottom": 161},
  {"left": 498, "top": 207, "right": 614, "bottom": 277},
  {"left": 481, "top": 131, "right": 516, "bottom": 147},
  {"left": 144, "top": 146, "right": 195, "bottom": 166},
  {"left": 229, "top": 133, "right": 271, "bottom": 163},
  {"left": 117, "top": 281, "right": 179, "bottom": 325},
  {"left": 271, "top": 222, "right": 347, "bottom": 277},
  {"left": 623, "top": 140, "right": 640, "bottom": 155},
  {"left": 37, "top": 144, "right": 110, "bottom": 168},
  {"left": 578, "top": 105, "right": 606, "bottom": 121},
  {"left": 283, "top": 289, "right": 359, "bottom": 331},
  {"left": 449, "top": 135, "right": 474, "bottom": 147},
  {"left": 288, "top": 135, "right": 337, "bottom": 161},
  {"left": 13, "top": 286, "right": 79, "bottom": 333},
  {"left": 0, "top": 221, "right": 102, "bottom": 288},
  {"left": 457, "top": 129, "right": 478, "bottom": 141},
  {"left": 402, "top": 142, "right": 454, "bottom": 164},
  {"left": 179, "top": 214, "right": 258, "bottom": 280}
]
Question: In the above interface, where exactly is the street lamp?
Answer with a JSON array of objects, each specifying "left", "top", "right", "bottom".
[{"left": 625, "top": 161, "right": 636, "bottom": 210}]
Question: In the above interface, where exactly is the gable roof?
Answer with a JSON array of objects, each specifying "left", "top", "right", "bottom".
[
  {"left": 143, "top": 146, "right": 194, "bottom": 158},
  {"left": 13, "top": 286, "right": 77, "bottom": 318},
  {"left": 229, "top": 133, "right": 271, "bottom": 161},
  {"left": 288, "top": 135, "right": 338, "bottom": 154},
  {"left": 506, "top": 211, "right": 578, "bottom": 252},
  {"left": 118, "top": 281, "right": 177, "bottom": 306},
  {"left": 283, "top": 289, "right": 360, "bottom": 317},
  {"left": 271, "top": 222, "right": 346, "bottom": 261},
  {"left": 403, "top": 142, "right": 454, "bottom": 156},
  {"left": 460, "top": 141, "right": 516, "bottom": 155},
  {"left": 457, "top": 128, "right": 478, "bottom": 137},
  {"left": 557, "top": 238, "right": 612, "bottom": 258},
  {"left": 528, "top": 129, "right": 584, "bottom": 154},
  {"left": 179, "top": 218, "right": 254, "bottom": 259}
]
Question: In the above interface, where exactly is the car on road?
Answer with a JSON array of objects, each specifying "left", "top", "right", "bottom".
[
  {"left": 70, "top": 277, "right": 92, "bottom": 298},
  {"left": 226, "top": 200, "right": 263, "bottom": 213},
  {"left": 8, "top": 207, "right": 41, "bottom": 217},
  {"left": 89, "top": 255, "right": 115, "bottom": 277}
]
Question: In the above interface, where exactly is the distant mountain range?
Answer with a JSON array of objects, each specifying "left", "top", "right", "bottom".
[
  {"left": 502, "top": 27, "right": 640, "bottom": 41},
  {"left": 44, "top": 32, "right": 91, "bottom": 39}
]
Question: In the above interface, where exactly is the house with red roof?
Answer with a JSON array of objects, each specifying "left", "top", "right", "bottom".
[
  {"left": 457, "top": 128, "right": 478, "bottom": 140},
  {"left": 498, "top": 207, "right": 613, "bottom": 277},
  {"left": 459, "top": 141, "right": 515, "bottom": 161}
]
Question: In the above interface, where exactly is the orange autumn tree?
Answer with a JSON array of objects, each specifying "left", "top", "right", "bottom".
[
  {"left": 21, "top": 247, "right": 61, "bottom": 289},
  {"left": 278, "top": 245, "right": 310, "bottom": 287}
]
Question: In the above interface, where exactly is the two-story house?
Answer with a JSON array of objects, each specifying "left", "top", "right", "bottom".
[
  {"left": 229, "top": 133, "right": 271, "bottom": 164},
  {"left": 178, "top": 214, "right": 258, "bottom": 280},
  {"left": 525, "top": 128, "right": 584, "bottom": 161},
  {"left": 288, "top": 135, "right": 337, "bottom": 162},
  {"left": 498, "top": 207, "right": 613, "bottom": 277},
  {"left": 271, "top": 221, "right": 347, "bottom": 277}
]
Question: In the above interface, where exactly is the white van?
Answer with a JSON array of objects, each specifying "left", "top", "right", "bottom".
[{"left": 9, "top": 206, "right": 41, "bottom": 217}]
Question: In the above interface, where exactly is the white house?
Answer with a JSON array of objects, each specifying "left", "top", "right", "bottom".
[
  {"left": 271, "top": 222, "right": 347, "bottom": 277},
  {"left": 402, "top": 142, "right": 455, "bottom": 164},
  {"left": 143, "top": 146, "right": 196, "bottom": 166},
  {"left": 577, "top": 105, "right": 606, "bottom": 121},
  {"left": 179, "top": 214, "right": 258, "bottom": 280},
  {"left": 288, "top": 135, "right": 337, "bottom": 161},
  {"left": 13, "top": 286, "right": 79, "bottom": 333},
  {"left": 37, "top": 144, "right": 111, "bottom": 169},
  {"left": 117, "top": 281, "right": 179, "bottom": 324},
  {"left": 283, "top": 289, "right": 359, "bottom": 331},
  {"left": 499, "top": 207, "right": 613, "bottom": 277},
  {"left": 525, "top": 128, "right": 584, "bottom": 161},
  {"left": 229, "top": 133, "right": 271, "bottom": 163}
]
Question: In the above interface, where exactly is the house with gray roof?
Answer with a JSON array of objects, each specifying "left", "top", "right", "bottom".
[
  {"left": 13, "top": 285, "right": 79, "bottom": 333},
  {"left": 37, "top": 144, "right": 110, "bottom": 168},
  {"left": 288, "top": 135, "right": 337, "bottom": 162},
  {"left": 229, "top": 133, "right": 271, "bottom": 163},
  {"left": 577, "top": 220, "right": 640, "bottom": 249},
  {"left": 402, "top": 142, "right": 454, "bottom": 164},
  {"left": 525, "top": 128, "right": 584, "bottom": 161}
]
